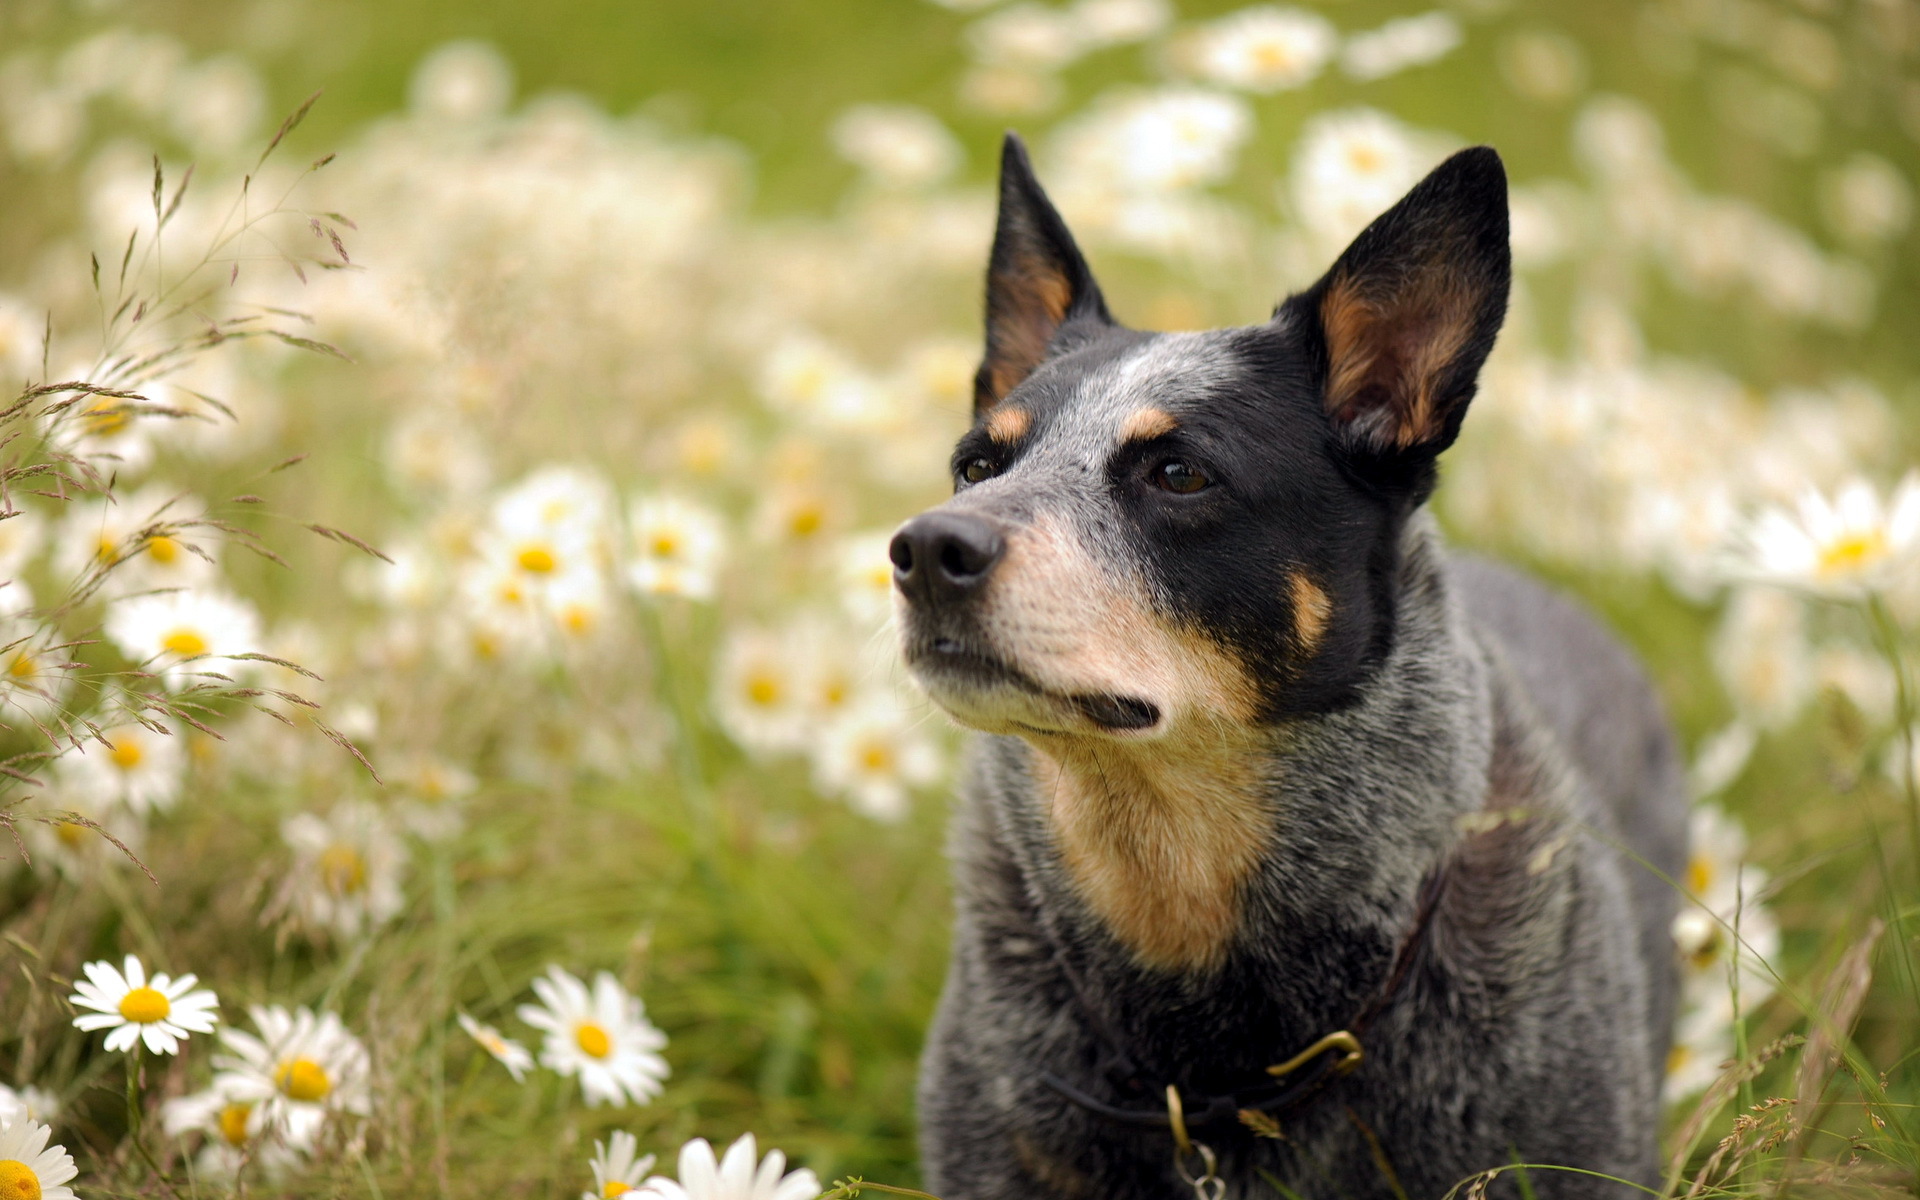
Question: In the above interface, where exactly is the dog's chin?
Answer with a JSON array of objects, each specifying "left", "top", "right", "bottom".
[{"left": 903, "top": 638, "right": 1165, "bottom": 740}]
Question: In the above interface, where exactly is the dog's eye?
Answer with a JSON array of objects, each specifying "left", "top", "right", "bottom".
[
  {"left": 960, "top": 457, "right": 995, "bottom": 485},
  {"left": 1154, "top": 461, "right": 1211, "bottom": 494}
]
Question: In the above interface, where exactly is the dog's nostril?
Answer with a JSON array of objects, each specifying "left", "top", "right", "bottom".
[
  {"left": 939, "top": 541, "right": 972, "bottom": 578},
  {"left": 889, "top": 531, "right": 916, "bottom": 574}
]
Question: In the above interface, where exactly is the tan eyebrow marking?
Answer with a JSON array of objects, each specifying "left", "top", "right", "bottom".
[
  {"left": 1119, "top": 407, "right": 1179, "bottom": 443},
  {"left": 1289, "top": 570, "right": 1332, "bottom": 655},
  {"left": 985, "top": 404, "right": 1033, "bottom": 444}
]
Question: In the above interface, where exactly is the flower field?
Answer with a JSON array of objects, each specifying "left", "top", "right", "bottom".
[{"left": 0, "top": 0, "right": 1917, "bottom": 1196}]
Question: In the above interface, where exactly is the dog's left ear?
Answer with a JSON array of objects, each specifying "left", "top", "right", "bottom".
[
  {"left": 1281, "top": 146, "right": 1510, "bottom": 469},
  {"left": 975, "top": 132, "right": 1113, "bottom": 415}
]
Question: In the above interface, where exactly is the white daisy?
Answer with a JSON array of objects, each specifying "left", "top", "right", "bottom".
[
  {"left": 279, "top": 803, "right": 409, "bottom": 940},
  {"left": 1671, "top": 805, "right": 1780, "bottom": 1013},
  {"left": 636, "top": 1133, "right": 819, "bottom": 1200},
  {"left": 0, "top": 1084, "right": 57, "bottom": 1129},
  {"left": 0, "top": 1119, "right": 77, "bottom": 1200},
  {"left": 0, "top": 634, "right": 72, "bottom": 727},
  {"left": 757, "top": 335, "right": 885, "bottom": 433},
  {"left": 55, "top": 390, "right": 159, "bottom": 474},
  {"left": 585, "top": 1130, "right": 656, "bottom": 1200},
  {"left": 1728, "top": 473, "right": 1920, "bottom": 597},
  {"left": 23, "top": 789, "right": 148, "bottom": 880},
  {"left": 210, "top": 1006, "right": 372, "bottom": 1150},
  {"left": 489, "top": 465, "right": 615, "bottom": 558},
  {"left": 1340, "top": 12, "right": 1462, "bottom": 82},
  {"left": 68, "top": 954, "right": 219, "bottom": 1055},
  {"left": 160, "top": 1082, "right": 299, "bottom": 1180},
  {"left": 627, "top": 495, "right": 727, "bottom": 601},
  {"left": 1710, "top": 587, "right": 1813, "bottom": 730},
  {"left": 831, "top": 105, "right": 962, "bottom": 190},
  {"left": 1055, "top": 87, "right": 1252, "bottom": 195},
  {"left": 456, "top": 1012, "right": 534, "bottom": 1082},
  {"left": 50, "top": 485, "right": 183, "bottom": 584},
  {"left": 516, "top": 966, "right": 669, "bottom": 1108},
  {"left": 57, "top": 720, "right": 186, "bottom": 815},
  {"left": 836, "top": 532, "right": 898, "bottom": 628},
  {"left": 967, "top": 3, "right": 1086, "bottom": 72},
  {"left": 1191, "top": 6, "right": 1338, "bottom": 94},
  {"left": 391, "top": 753, "right": 478, "bottom": 841},
  {"left": 1071, "top": 0, "right": 1171, "bottom": 47},
  {"left": 103, "top": 589, "right": 263, "bottom": 690},
  {"left": 1663, "top": 999, "right": 1735, "bottom": 1103},
  {"left": 712, "top": 627, "right": 812, "bottom": 757},
  {"left": 1289, "top": 108, "right": 1434, "bottom": 248},
  {"left": 117, "top": 524, "right": 221, "bottom": 594},
  {"left": 812, "top": 699, "right": 941, "bottom": 822}
]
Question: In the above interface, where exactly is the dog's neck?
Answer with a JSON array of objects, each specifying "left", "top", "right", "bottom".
[{"left": 1001, "top": 518, "right": 1497, "bottom": 978}]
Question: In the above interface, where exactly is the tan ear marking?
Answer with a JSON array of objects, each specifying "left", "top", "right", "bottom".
[
  {"left": 1118, "top": 407, "right": 1179, "bottom": 443},
  {"left": 983, "top": 254, "right": 1076, "bottom": 406},
  {"left": 1288, "top": 570, "right": 1332, "bottom": 655},
  {"left": 984, "top": 404, "right": 1033, "bottom": 445},
  {"left": 1320, "top": 267, "right": 1474, "bottom": 450}
]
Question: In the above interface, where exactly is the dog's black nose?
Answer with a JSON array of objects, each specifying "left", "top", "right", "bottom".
[{"left": 891, "top": 512, "right": 1005, "bottom": 604}]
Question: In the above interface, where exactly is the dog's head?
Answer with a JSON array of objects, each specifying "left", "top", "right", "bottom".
[{"left": 893, "top": 135, "right": 1509, "bottom": 745}]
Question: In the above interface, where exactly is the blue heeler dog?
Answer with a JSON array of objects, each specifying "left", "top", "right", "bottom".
[{"left": 889, "top": 136, "right": 1688, "bottom": 1199}]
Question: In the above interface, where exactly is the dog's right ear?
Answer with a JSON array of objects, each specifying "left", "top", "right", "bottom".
[{"left": 975, "top": 133, "right": 1112, "bottom": 415}]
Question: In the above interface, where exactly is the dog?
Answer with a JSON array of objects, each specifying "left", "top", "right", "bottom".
[{"left": 891, "top": 135, "right": 1688, "bottom": 1200}]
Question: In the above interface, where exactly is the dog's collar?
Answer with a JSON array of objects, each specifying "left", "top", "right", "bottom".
[{"left": 1039, "top": 865, "right": 1447, "bottom": 1135}]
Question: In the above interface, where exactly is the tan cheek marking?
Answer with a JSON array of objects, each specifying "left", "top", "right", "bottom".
[
  {"left": 1289, "top": 570, "right": 1332, "bottom": 655},
  {"left": 1033, "top": 740, "right": 1272, "bottom": 974},
  {"left": 1118, "top": 406, "right": 1178, "bottom": 443},
  {"left": 984, "top": 404, "right": 1032, "bottom": 445},
  {"left": 999, "top": 518, "right": 1261, "bottom": 725}
]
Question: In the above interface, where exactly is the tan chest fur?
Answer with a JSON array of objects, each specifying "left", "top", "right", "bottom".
[{"left": 1030, "top": 739, "right": 1276, "bottom": 973}]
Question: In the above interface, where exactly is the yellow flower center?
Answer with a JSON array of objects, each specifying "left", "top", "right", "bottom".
[
  {"left": 821, "top": 680, "right": 849, "bottom": 709},
  {"left": 275, "top": 1057, "right": 332, "bottom": 1102},
  {"left": 55, "top": 821, "right": 87, "bottom": 847},
  {"left": 517, "top": 544, "right": 557, "bottom": 574},
  {"left": 217, "top": 1102, "right": 254, "bottom": 1147},
  {"left": 1348, "top": 144, "right": 1385, "bottom": 174},
  {"left": 109, "top": 736, "right": 144, "bottom": 771},
  {"left": 319, "top": 843, "right": 368, "bottom": 896},
  {"left": 118, "top": 985, "right": 171, "bottom": 1023},
  {"left": 96, "top": 535, "right": 122, "bottom": 565},
  {"left": 561, "top": 605, "right": 595, "bottom": 634},
  {"left": 146, "top": 535, "right": 181, "bottom": 565},
  {"left": 786, "top": 506, "right": 824, "bottom": 539},
  {"left": 82, "top": 400, "right": 132, "bottom": 437},
  {"left": 1253, "top": 40, "right": 1298, "bottom": 72},
  {"left": 650, "top": 532, "right": 680, "bottom": 559},
  {"left": 163, "top": 628, "right": 209, "bottom": 657},
  {"left": 861, "top": 744, "right": 894, "bottom": 773},
  {"left": 574, "top": 1021, "right": 612, "bottom": 1059},
  {"left": 746, "top": 673, "right": 783, "bottom": 707},
  {"left": 604, "top": 1182, "right": 633, "bottom": 1198},
  {"left": 1687, "top": 856, "right": 1712, "bottom": 895},
  {"left": 0, "top": 1159, "right": 41, "bottom": 1200},
  {"left": 1817, "top": 530, "right": 1887, "bottom": 577},
  {"left": 9, "top": 652, "right": 37, "bottom": 678},
  {"left": 1666, "top": 1043, "right": 1691, "bottom": 1074}
]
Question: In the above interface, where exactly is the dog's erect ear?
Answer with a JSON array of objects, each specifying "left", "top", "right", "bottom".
[
  {"left": 1283, "top": 146, "right": 1510, "bottom": 466},
  {"left": 975, "top": 133, "right": 1112, "bottom": 414}
]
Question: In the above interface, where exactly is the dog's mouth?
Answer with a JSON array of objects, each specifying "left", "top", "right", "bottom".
[
  {"left": 1067, "top": 693, "right": 1162, "bottom": 732},
  {"left": 906, "top": 636, "right": 1163, "bottom": 736}
]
